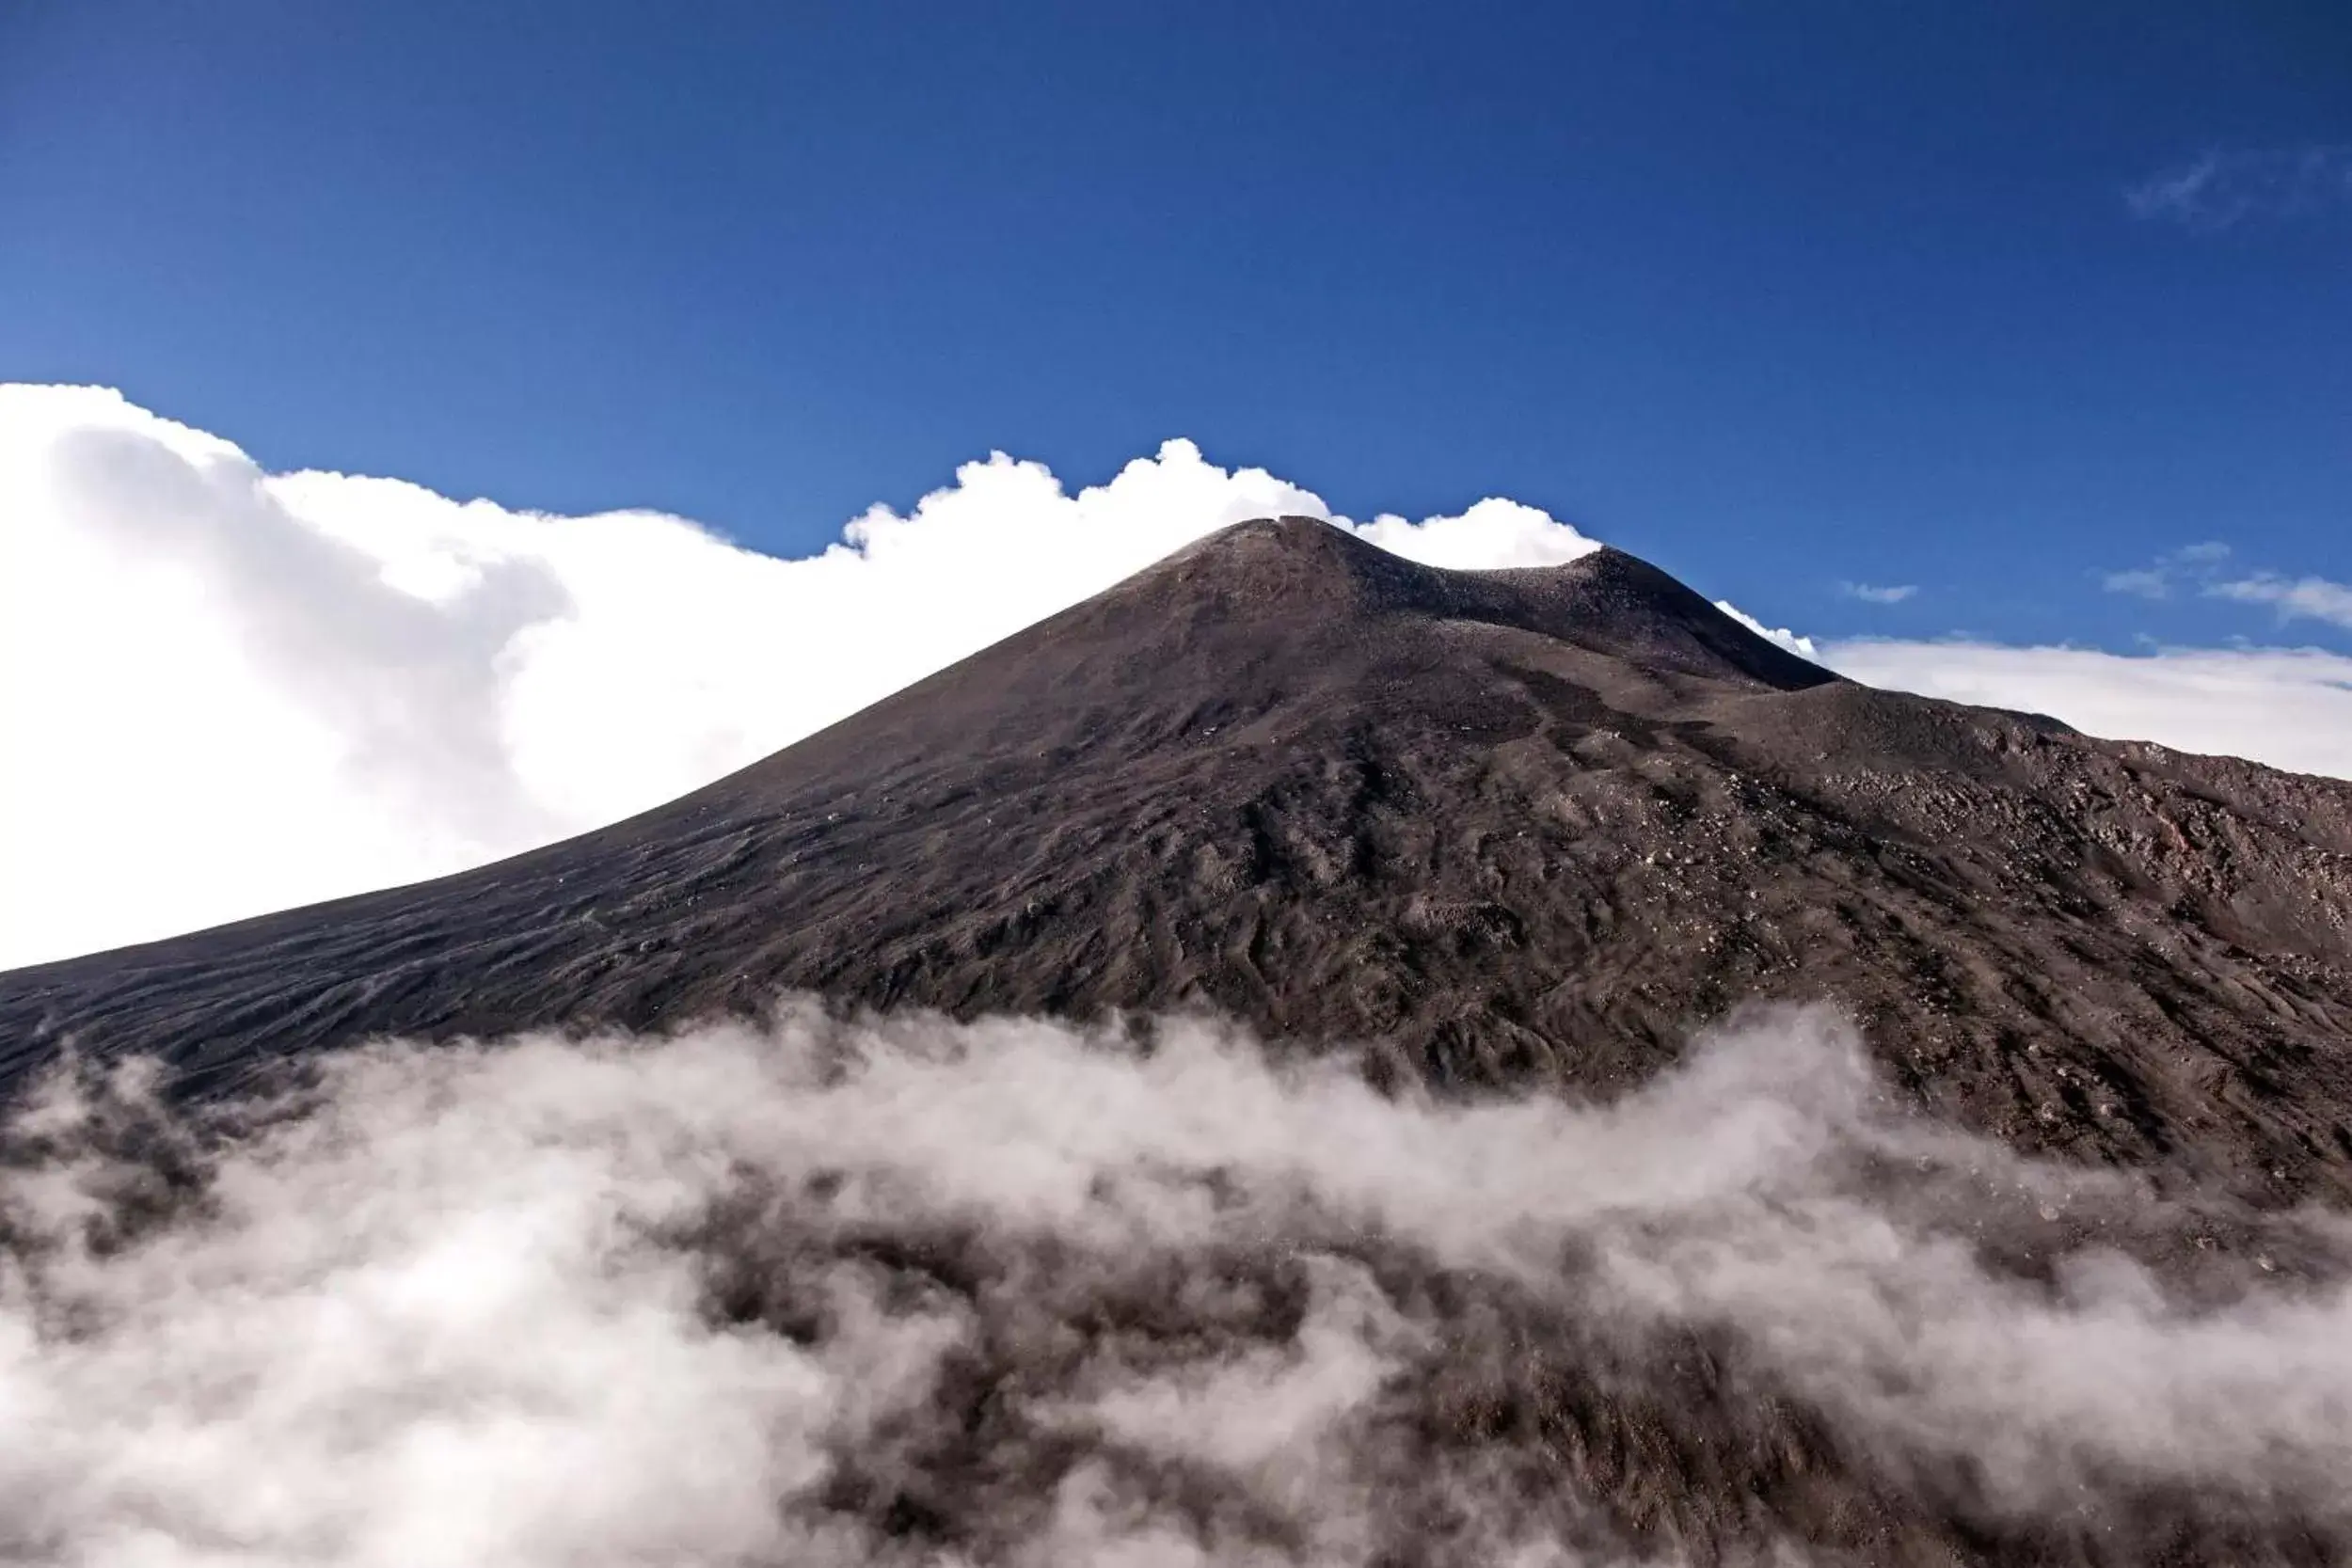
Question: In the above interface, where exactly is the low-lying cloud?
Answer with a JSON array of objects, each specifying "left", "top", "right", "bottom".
[
  {"left": 7, "top": 1004, "right": 2352, "bottom": 1564},
  {"left": 1822, "top": 640, "right": 2352, "bottom": 782},
  {"left": 8, "top": 383, "right": 2352, "bottom": 969}
]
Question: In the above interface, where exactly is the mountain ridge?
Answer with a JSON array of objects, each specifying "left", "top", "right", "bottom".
[{"left": 5, "top": 515, "right": 2351, "bottom": 1204}]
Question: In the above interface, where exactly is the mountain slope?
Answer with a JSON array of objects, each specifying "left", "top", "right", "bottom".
[{"left": 7, "top": 515, "right": 2352, "bottom": 1197}]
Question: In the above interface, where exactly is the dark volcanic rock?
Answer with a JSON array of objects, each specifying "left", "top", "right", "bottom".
[{"left": 8, "top": 516, "right": 2351, "bottom": 1197}]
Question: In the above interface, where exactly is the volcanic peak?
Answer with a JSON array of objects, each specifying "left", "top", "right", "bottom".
[{"left": 1132, "top": 515, "right": 1838, "bottom": 693}]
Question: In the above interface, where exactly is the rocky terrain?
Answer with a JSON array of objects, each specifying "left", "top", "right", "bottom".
[{"left": 8, "top": 515, "right": 2352, "bottom": 1564}]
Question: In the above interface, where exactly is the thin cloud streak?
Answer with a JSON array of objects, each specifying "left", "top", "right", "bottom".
[
  {"left": 2126, "top": 146, "right": 2352, "bottom": 230},
  {"left": 2103, "top": 567, "right": 2173, "bottom": 599},
  {"left": 2211, "top": 573, "right": 2352, "bottom": 631},
  {"left": 2100, "top": 542, "right": 2233, "bottom": 601},
  {"left": 2097, "top": 544, "right": 2352, "bottom": 632}
]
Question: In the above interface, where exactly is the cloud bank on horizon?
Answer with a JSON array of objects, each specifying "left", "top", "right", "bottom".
[{"left": 7, "top": 383, "right": 2351, "bottom": 968}]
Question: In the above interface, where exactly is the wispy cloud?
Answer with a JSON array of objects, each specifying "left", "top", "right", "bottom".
[
  {"left": 2212, "top": 573, "right": 2352, "bottom": 631},
  {"left": 2127, "top": 146, "right": 2352, "bottom": 230},
  {"left": 1838, "top": 581, "right": 1916, "bottom": 605},
  {"left": 2102, "top": 567, "right": 2172, "bottom": 600},
  {"left": 2100, "top": 542, "right": 2233, "bottom": 600},
  {"left": 2099, "top": 544, "right": 2352, "bottom": 632}
]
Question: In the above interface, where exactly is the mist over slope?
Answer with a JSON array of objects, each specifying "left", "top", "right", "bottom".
[{"left": 13, "top": 1003, "right": 2352, "bottom": 1567}]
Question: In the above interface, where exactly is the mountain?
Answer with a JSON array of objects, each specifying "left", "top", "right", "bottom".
[
  {"left": 8, "top": 516, "right": 2349, "bottom": 1188},
  {"left": 9, "top": 515, "right": 2352, "bottom": 1564}
]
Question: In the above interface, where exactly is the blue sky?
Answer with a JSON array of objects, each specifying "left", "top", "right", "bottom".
[{"left": 3, "top": 0, "right": 2346, "bottom": 648}]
